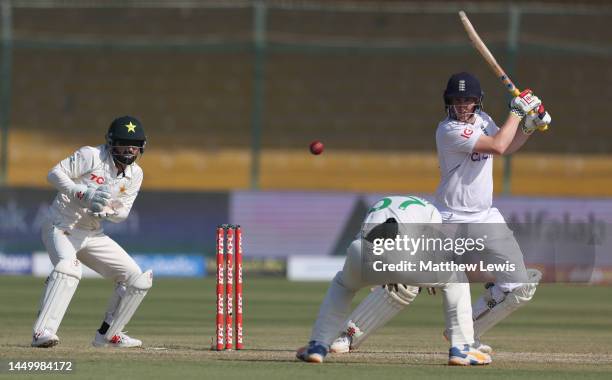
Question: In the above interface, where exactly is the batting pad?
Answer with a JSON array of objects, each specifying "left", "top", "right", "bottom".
[
  {"left": 105, "top": 270, "right": 153, "bottom": 340},
  {"left": 473, "top": 268, "right": 542, "bottom": 339},
  {"left": 33, "top": 259, "right": 82, "bottom": 337}
]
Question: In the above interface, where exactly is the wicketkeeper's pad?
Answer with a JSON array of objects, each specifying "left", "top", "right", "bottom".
[
  {"left": 33, "top": 259, "right": 82, "bottom": 338},
  {"left": 105, "top": 270, "right": 153, "bottom": 340}
]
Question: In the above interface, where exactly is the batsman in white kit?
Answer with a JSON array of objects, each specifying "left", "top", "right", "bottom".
[
  {"left": 31, "top": 115, "right": 152, "bottom": 348},
  {"left": 329, "top": 72, "right": 551, "bottom": 355},
  {"left": 296, "top": 195, "right": 492, "bottom": 366}
]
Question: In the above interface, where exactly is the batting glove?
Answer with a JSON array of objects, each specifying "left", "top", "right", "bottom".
[
  {"left": 509, "top": 89, "right": 542, "bottom": 118},
  {"left": 522, "top": 106, "right": 552, "bottom": 135}
]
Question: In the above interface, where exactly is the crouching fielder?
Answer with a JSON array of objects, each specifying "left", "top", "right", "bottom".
[
  {"left": 32, "top": 116, "right": 152, "bottom": 349},
  {"left": 296, "top": 196, "right": 491, "bottom": 366}
]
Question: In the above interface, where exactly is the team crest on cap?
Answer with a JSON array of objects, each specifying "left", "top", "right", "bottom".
[
  {"left": 125, "top": 122, "right": 137, "bottom": 133},
  {"left": 458, "top": 80, "right": 466, "bottom": 91}
]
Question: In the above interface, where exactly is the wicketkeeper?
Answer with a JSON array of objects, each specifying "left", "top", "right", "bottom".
[{"left": 31, "top": 116, "right": 152, "bottom": 348}]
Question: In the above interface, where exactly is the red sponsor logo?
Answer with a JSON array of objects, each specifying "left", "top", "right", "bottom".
[
  {"left": 217, "top": 298, "right": 224, "bottom": 314},
  {"left": 237, "top": 327, "right": 243, "bottom": 342},
  {"left": 217, "top": 264, "right": 224, "bottom": 284},
  {"left": 217, "top": 233, "right": 224, "bottom": 254},
  {"left": 90, "top": 173, "right": 105, "bottom": 185},
  {"left": 460, "top": 128, "right": 474, "bottom": 139},
  {"left": 520, "top": 89, "right": 534, "bottom": 104}
]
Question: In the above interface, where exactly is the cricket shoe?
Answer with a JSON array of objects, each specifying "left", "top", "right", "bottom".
[
  {"left": 31, "top": 330, "right": 59, "bottom": 348},
  {"left": 92, "top": 331, "right": 142, "bottom": 348},
  {"left": 448, "top": 344, "right": 492, "bottom": 366},
  {"left": 296, "top": 341, "right": 329, "bottom": 363},
  {"left": 443, "top": 330, "right": 493, "bottom": 354},
  {"left": 329, "top": 333, "right": 352, "bottom": 354}
]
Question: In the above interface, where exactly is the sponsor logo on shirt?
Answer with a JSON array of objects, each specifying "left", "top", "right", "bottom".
[
  {"left": 90, "top": 173, "right": 105, "bottom": 185},
  {"left": 471, "top": 152, "right": 490, "bottom": 162},
  {"left": 460, "top": 127, "right": 474, "bottom": 139}
]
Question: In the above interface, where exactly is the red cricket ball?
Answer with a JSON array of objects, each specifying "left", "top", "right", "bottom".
[{"left": 309, "top": 140, "right": 324, "bottom": 155}]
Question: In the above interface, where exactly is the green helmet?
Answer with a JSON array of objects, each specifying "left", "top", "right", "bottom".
[{"left": 106, "top": 116, "right": 147, "bottom": 165}]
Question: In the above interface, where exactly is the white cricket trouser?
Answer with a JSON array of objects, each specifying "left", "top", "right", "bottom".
[
  {"left": 439, "top": 207, "right": 528, "bottom": 292},
  {"left": 42, "top": 220, "right": 141, "bottom": 283},
  {"left": 41, "top": 219, "right": 142, "bottom": 327},
  {"left": 310, "top": 240, "right": 474, "bottom": 347}
]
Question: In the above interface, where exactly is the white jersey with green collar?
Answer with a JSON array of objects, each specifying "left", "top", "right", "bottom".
[
  {"left": 47, "top": 144, "right": 143, "bottom": 231},
  {"left": 360, "top": 195, "right": 441, "bottom": 238}
]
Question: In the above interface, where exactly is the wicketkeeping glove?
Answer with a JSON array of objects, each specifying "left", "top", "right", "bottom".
[
  {"left": 89, "top": 207, "right": 118, "bottom": 219},
  {"left": 71, "top": 183, "right": 112, "bottom": 208},
  {"left": 88, "top": 185, "right": 116, "bottom": 219}
]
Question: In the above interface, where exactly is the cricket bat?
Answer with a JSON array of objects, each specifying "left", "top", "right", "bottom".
[{"left": 459, "top": 10, "right": 548, "bottom": 131}]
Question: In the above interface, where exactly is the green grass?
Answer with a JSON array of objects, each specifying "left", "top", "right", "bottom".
[{"left": 1, "top": 277, "right": 611, "bottom": 379}]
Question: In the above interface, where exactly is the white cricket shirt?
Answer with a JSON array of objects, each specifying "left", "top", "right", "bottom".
[
  {"left": 434, "top": 112, "right": 499, "bottom": 213},
  {"left": 47, "top": 144, "right": 143, "bottom": 231}
]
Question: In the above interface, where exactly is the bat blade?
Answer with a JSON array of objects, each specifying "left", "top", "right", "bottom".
[
  {"left": 458, "top": 10, "right": 548, "bottom": 131},
  {"left": 458, "top": 10, "right": 518, "bottom": 95}
]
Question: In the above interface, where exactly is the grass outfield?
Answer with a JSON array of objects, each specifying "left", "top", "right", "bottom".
[{"left": 1, "top": 277, "right": 611, "bottom": 379}]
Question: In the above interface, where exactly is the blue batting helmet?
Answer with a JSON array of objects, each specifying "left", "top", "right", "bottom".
[{"left": 443, "top": 72, "right": 484, "bottom": 107}]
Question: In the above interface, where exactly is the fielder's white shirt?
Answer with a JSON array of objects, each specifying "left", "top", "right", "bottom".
[
  {"left": 47, "top": 144, "right": 143, "bottom": 231},
  {"left": 359, "top": 195, "right": 442, "bottom": 239},
  {"left": 434, "top": 112, "right": 499, "bottom": 213}
]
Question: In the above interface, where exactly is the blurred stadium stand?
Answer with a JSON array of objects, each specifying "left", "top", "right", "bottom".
[{"left": 1, "top": 1, "right": 611, "bottom": 195}]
